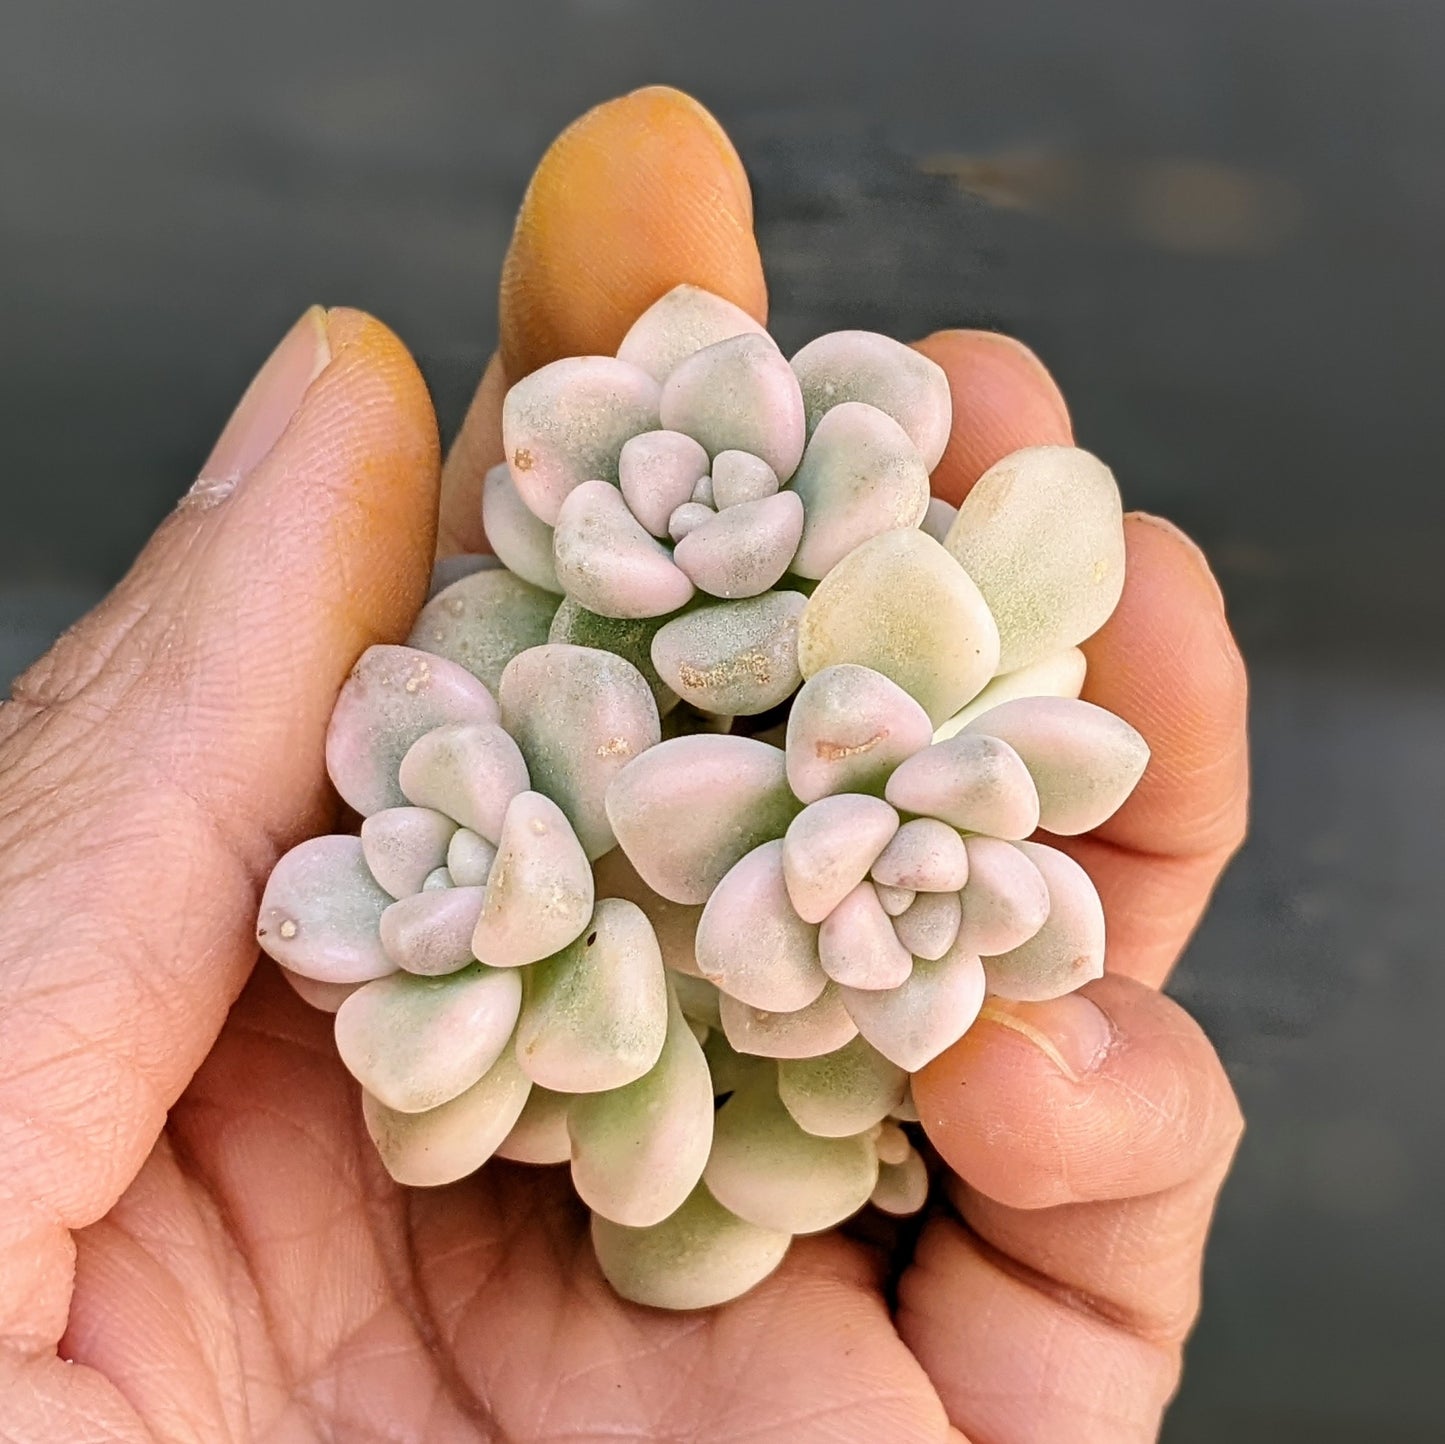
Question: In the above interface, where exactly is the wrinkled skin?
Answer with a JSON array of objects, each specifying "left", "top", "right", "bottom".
[{"left": 0, "top": 90, "right": 1248, "bottom": 1443}]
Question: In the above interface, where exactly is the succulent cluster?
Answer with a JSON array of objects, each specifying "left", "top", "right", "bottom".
[{"left": 257, "top": 285, "right": 1148, "bottom": 1312}]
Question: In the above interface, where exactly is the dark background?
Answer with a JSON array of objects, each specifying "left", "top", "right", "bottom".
[{"left": 4, "top": 2, "right": 1442, "bottom": 1438}]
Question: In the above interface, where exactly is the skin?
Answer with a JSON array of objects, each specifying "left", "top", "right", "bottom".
[{"left": 0, "top": 88, "right": 1248, "bottom": 1443}]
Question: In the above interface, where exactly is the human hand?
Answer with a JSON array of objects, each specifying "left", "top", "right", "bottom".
[{"left": 0, "top": 88, "right": 1247, "bottom": 1443}]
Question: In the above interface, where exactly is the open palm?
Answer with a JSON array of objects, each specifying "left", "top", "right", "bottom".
[{"left": 0, "top": 90, "right": 1246, "bottom": 1444}]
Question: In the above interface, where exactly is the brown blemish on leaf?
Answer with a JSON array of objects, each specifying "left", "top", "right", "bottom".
[
  {"left": 815, "top": 728, "right": 889, "bottom": 762},
  {"left": 678, "top": 651, "right": 772, "bottom": 692},
  {"left": 513, "top": 448, "right": 536, "bottom": 472}
]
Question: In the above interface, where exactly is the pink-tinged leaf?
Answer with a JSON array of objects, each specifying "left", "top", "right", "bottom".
[
  {"left": 660, "top": 334, "right": 807, "bottom": 483},
  {"left": 956, "top": 836, "right": 1051, "bottom": 956},
  {"left": 470, "top": 792, "right": 593, "bottom": 969},
  {"left": 785, "top": 663, "right": 934, "bottom": 803},
  {"left": 963, "top": 696, "right": 1149, "bottom": 835},
  {"left": 884, "top": 733, "right": 1040, "bottom": 840},
  {"left": 257, "top": 835, "right": 394, "bottom": 984},
  {"left": 606, "top": 735, "right": 798, "bottom": 904},
  {"left": 982, "top": 841, "right": 1106, "bottom": 1001},
  {"left": 502, "top": 355, "right": 660, "bottom": 523},
  {"left": 695, "top": 841, "right": 828, "bottom": 1012},
  {"left": 326, "top": 645, "right": 498, "bottom": 816}
]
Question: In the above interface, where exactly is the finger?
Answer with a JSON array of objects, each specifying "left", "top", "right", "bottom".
[
  {"left": 1057, "top": 513, "right": 1249, "bottom": 984},
  {"left": 0, "top": 306, "right": 439, "bottom": 1351},
  {"left": 903, "top": 974, "right": 1243, "bottom": 1444},
  {"left": 911, "top": 329, "right": 1073, "bottom": 506},
  {"left": 439, "top": 86, "right": 768, "bottom": 555}
]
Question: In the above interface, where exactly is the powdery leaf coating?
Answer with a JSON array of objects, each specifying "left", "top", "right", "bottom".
[
  {"left": 470, "top": 791, "right": 594, "bottom": 969},
  {"left": 568, "top": 991, "right": 714, "bottom": 1227},
  {"left": 615, "top": 284, "right": 772, "bottom": 385},
  {"left": 257, "top": 835, "right": 395, "bottom": 984},
  {"left": 422, "top": 867, "right": 454, "bottom": 891},
  {"left": 408, "top": 569, "right": 559, "bottom": 696},
  {"left": 818, "top": 881, "right": 915, "bottom": 991},
  {"left": 841, "top": 938, "right": 987, "bottom": 1071},
  {"left": 360, "top": 807, "right": 458, "bottom": 900},
  {"left": 956, "top": 837, "right": 1051, "bottom": 956},
  {"left": 548, "top": 598, "right": 678, "bottom": 715},
  {"left": 704, "top": 1070, "right": 879, "bottom": 1235},
  {"left": 363, "top": 1047, "right": 531, "bottom": 1188},
  {"left": 776, "top": 1035, "right": 908, "bottom": 1138},
  {"left": 787, "top": 402, "right": 931, "bottom": 580},
  {"left": 782, "top": 793, "right": 901, "bottom": 925},
  {"left": 944, "top": 444, "right": 1126, "bottom": 673},
  {"left": 798, "top": 529, "right": 1000, "bottom": 726},
  {"left": 962, "top": 696, "right": 1150, "bottom": 836},
  {"left": 481, "top": 462, "right": 562, "bottom": 594},
  {"left": 590, "top": 1182, "right": 791, "bottom": 1312},
  {"left": 552, "top": 479, "right": 696, "bottom": 620},
  {"left": 445, "top": 829, "right": 497, "bottom": 888},
  {"left": 398, "top": 722, "right": 530, "bottom": 846},
  {"left": 278, "top": 968, "right": 360, "bottom": 1014},
  {"left": 605, "top": 734, "right": 799, "bottom": 904},
  {"left": 718, "top": 985, "right": 858, "bottom": 1060},
  {"left": 378, "top": 885, "right": 488, "bottom": 976},
  {"left": 921, "top": 496, "right": 959, "bottom": 545},
  {"left": 790, "top": 329, "right": 953, "bottom": 472},
  {"left": 710, "top": 450, "right": 779, "bottom": 508},
  {"left": 495, "top": 1084, "right": 573, "bottom": 1165},
  {"left": 695, "top": 840, "right": 829, "bottom": 1012},
  {"left": 871, "top": 1148, "right": 930, "bottom": 1216},
  {"left": 651, "top": 591, "right": 807, "bottom": 717},
  {"left": 502, "top": 355, "right": 661, "bottom": 524},
  {"left": 884, "top": 733, "right": 1041, "bottom": 840},
  {"left": 618, "top": 430, "right": 711, "bottom": 537},
  {"left": 892, "top": 888, "right": 963, "bottom": 962},
  {"left": 876, "top": 883, "right": 917, "bottom": 917},
  {"left": 326, "top": 645, "right": 499, "bottom": 816},
  {"left": 785, "top": 664, "right": 935, "bottom": 803},
  {"left": 982, "top": 841, "right": 1106, "bottom": 1001},
  {"left": 499, "top": 644, "right": 661, "bottom": 860},
  {"left": 933, "top": 647, "right": 1088, "bottom": 740},
  {"left": 870, "top": 818, "right": 971, "bottom": 893},
  {"left": 515, "top": 897, "right": 668, "bottom": 1093},
  {"left": 672, "top": 491, "right": 805, "bottom": 599},
  {"left": 660, "top": 334, "right": 807, "bottom": 482},
  {"left": 334, "top": 963, "right": 522, "bottom": 1114}
]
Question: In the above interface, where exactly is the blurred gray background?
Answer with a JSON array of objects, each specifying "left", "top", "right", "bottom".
[{"left": 3, "top": 2, "right": 1442, "bottom": 1438}]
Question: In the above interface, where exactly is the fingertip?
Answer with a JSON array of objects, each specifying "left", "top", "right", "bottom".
[
  {"left": 915, "top": 975, "right": 1241, "bottom": 1209},
  {"left": 499, "top": 86, "right": 766, "bottom": 377},
  {"left": 912, "top": 329, "right": 1073, "bottom": 505},
  {"left": 212, "top": 304, "right": 442, "bottom": 690}
]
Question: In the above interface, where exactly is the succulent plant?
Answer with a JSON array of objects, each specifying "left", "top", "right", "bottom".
[{"left": 256, "top": 284, "right": 1147, "bottom": 1312}]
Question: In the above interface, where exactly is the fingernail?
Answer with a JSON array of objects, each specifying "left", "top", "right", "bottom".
[
  {"left": 981, "top": 992, "right": 1116, "bottom": 1081},
  {"left": 191, "top": 306, "right": 331, "bottom": 506}
]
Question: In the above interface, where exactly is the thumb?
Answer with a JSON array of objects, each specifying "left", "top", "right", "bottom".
[{"left": 0, "top": 306, "right": 438, "bottom": 1353}]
